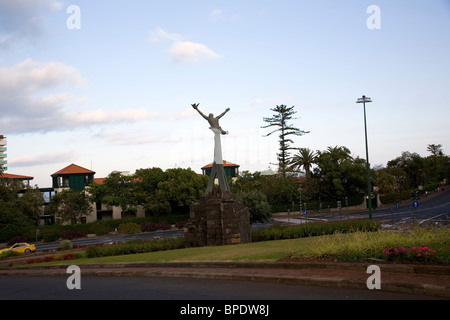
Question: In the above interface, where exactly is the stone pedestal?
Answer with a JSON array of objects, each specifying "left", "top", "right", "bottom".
[{"left": 184, "top": 190, "right": 251, "bottom": 248}]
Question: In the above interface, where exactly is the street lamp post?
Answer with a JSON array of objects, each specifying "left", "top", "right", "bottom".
[{"left": 356, "top": 95, "right": 373, "bottom": 220}]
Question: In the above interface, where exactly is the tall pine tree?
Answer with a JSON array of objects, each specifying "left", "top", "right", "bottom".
[{"left": 262, "top": 105, "right": 309, "bottom": 177}]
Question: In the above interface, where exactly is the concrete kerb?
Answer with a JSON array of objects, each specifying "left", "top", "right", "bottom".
[{"left": 1, "top": 261, "right": 449, "bottom": 298}]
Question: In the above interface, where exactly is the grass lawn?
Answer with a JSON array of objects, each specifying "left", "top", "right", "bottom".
[{"left": 56, "top": 227, "right": 449, "bottom": 265}]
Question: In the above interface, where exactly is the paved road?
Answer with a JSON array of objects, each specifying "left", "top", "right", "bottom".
[
  {"left": 0, "top": 275, "right": 437, "bottom": 301},
  {"left": 284, "top": 189, "right": 450, "bottom": 227}
]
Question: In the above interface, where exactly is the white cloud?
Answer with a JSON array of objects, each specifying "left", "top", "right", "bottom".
[
  {"left": 0, "top": 59, "right": 162, "bottom": 134},
  {"left": 93, "top": 130, "right": 158, "bottom": 146},
  {"left": 149, "top": 27, "right": 182, "bottom": 43},
  {"left": 150, "top": 27, "right": 222, "bottom": 63},
  {"left": 69, "top": 108, "right": 161, "bottom": 125},
  {"left": 170, "top": 41, "right": 223, "bottom": 63},
  {"left": 211, "top": 9, "right": 222, "bottom": 16},
  {"left": 209, "top": 9, "right": 241, "bottom": 22},
  {"left": 0, "top": 0, "right": 63, "bottom": 50},
  {"left": 10, "top": 149, "right": 77, "bottom": 167}
]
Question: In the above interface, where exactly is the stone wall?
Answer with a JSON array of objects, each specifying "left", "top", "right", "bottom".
[{"left": 184, "top": 191, "right": 251, "bottom": 248}]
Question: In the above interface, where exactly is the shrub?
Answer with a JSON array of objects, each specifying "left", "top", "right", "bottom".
[
  {"left": 236, "top": 190, "right": 272, "bottom": 223},
  {"left": 118, "top": 222, "right": 141, "bottom": 234},
  {"left": 85, "top": 237, "right": 185, "bottom": 258},
  {"left": 58, "top": 239, "right": 73, "bottom": 251},
  {"left": 141, "top": 222, "right": 157, "bottom": 232},
  {"left": 383, "top": 245, "right": 438, "bottom": 263},
  {"left": 252, "top": 219, "right": 380, "bottom": 242},
  {"left": 175, "top": 221, "right": 187, "bottom": 229},
  {"left": 156, "top": 221, "right": 171, "bottom": 230},
  {"left": 7, "top": 235, "right": 30, "bottom": 247},
  {"left": 40, "top": 228, "right": 63, "bottom": 242},
  {"left": 62, "top": 230, "right": 86, "bottom": 240},
  {"left": 25, "top": 253, "right": 77, "bottom": 265},
  {"left": 0, "top": 250, "right": 20, "bottom": 258}
]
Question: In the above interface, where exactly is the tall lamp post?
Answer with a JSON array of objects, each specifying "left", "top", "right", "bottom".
[{"left": 356, "top": 95, "right": 373, "bottom": 220}]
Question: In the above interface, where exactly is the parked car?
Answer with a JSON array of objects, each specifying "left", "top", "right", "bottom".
[{"left": 0, "top": 243, "right": 36, "bottom": 254}]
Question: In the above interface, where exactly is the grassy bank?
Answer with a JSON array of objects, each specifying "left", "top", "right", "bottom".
[{"left": 26, "top": 226, "right": 448, "bottom": 266}]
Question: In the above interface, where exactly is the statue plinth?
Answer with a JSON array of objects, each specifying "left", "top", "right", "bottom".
[{"left": 184, "top": 191, "right": 251, "bottom": 248}]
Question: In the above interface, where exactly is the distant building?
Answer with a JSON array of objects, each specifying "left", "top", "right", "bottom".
[
  {"left": 0, "top": 135, "right": 7, "bottom": 171},
  {"left": 0, "top": 173, "right": 34, "bottom": 186},
  {"left": 201, "top": 160, "right": 240, "bottom": 178},
  {"left": 51, "top": 163, "right": 95, "bottom": 192}
]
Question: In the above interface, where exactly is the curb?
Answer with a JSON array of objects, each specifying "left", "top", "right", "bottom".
[{"left": 1, "top": 262, "right": 449, "bottom": 298}]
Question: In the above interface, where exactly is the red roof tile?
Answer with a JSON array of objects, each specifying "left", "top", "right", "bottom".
[
  {"left": 52, "top": 164, "right": 95, "bottom": 176},
  {"left": 93, "top": 177, "right": 106, "bottom": 184},
  {"left": 0, "top": 173, "right": 34, "bottom": 180},
  {"left": 202, "top": 160, "right": 239, "bottom": 169}
]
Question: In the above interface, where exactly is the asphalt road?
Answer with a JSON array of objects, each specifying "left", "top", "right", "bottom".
[
  {"left": 0, "top": 275, "right": 437, "bottom": 301},
  {"left": 291, "top": 188, "right": 450, "bottom": 226}
]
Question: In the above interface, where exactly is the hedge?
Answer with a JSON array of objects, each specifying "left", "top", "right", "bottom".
[
  {"left": 252, "top": 219, "right": 380, "bottom": 242},
  {"left": 85, "top": 237, "right": 185, "bottom": 258}
]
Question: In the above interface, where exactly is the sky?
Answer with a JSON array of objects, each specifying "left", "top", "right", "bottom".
[{"left": 1, "top": 0, "right": 449, "bottom": 188}]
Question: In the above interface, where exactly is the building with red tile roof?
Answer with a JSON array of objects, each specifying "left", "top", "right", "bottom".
[
  {"left": 0, "top": 173, "right": 34, "bottom": 186},
  {"left": 51, "top": 163, "right": 95, "bottom": 191},
  {"left": 201, "top": 160, "right": 240, "bottom": 178}
]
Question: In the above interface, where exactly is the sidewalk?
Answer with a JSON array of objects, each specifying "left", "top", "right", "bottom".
[{"left": 1, "top": 261, "right": 449, "bottom": 299}]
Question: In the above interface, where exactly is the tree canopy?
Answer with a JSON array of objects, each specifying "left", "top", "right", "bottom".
[
  {"left": 89, "top": 167, "right": 208, "bottom": 216},
  {"left": 261, "top": 105, "right": 309, "bottom": 177}
]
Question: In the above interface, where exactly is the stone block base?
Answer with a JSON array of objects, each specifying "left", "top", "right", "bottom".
[{"left": 184, "top": 191, "right": 251, "bottom": 248}]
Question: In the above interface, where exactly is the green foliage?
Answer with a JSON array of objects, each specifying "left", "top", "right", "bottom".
[
  {"left": 232, "top": 173, "right": 300, "bottom": 213},
  {"left": 17, "top": 186, "right": 44, "bottom": 222},
  {"left": 0, "top": 250, "right": 20, "bottom": 258},
  {"left": 47, "top": 189, "right": 92, "bottom": 224},
  {"left": 236, "top": 189, "right": 271, "bottom": 223},
  {"left": 40, "top": 228, "right": 63, "bottom": 242},
  {"left": 89, "top": 167, "right": 207, "bottom": 216},
  {"left": 314, "top": 146, "right": 366, "bottom": 202},
  {"left": 252, "top": 219, "right": 380, "bottom": 242},
  {"left": 85, "top": 237, "right": 185, "bottom": 258},
  {"left": 118, "top": 222, "right": 141, "bottom": 234},
  {"left": 59, "top": 239, "right": 73, "bottom": 250},
  {"left": 0, "top": 200, "right": 33, "bottom": 242},
  {"left": 261, "top": 105, "right": 309, "bottom": 177}
]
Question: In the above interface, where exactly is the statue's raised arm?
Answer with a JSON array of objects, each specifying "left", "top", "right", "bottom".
[
  {"left": 191, "top": 103, "right": 229, "bottom": 135},
  {"left": 192, "top": 103, "right": 208, "bottom": 120},
  {"left": 216, "top": 108, "right": 230, "bottom": 119}
]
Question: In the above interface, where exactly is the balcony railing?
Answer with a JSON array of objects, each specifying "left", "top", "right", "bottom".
[
  {"left": 0, "top": 147, "right": 6, "bottom": 152},
  {"left": 0, "top": 153, "right": 6, "bottom": 158},
  {"left": 0, "top": 160, "right": 7, "bottom": 164}
]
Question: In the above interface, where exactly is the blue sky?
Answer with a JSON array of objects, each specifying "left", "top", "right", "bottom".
[{"left": 1, "top": 0, "right": 449, "bottom": 187}]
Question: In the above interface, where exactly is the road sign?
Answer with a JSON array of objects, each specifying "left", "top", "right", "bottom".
[
  {"left": 303, "top": 210, "right": 307, "bottom": 215},
  {"left": 412, "top": 201, "right": 419, "bottom": 208}
]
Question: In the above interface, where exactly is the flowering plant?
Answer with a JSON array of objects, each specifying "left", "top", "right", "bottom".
[{"left": 383, "top": 245, "right": 436, "bottom": 262}]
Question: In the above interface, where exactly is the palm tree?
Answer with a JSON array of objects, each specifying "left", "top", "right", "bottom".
[{"left": 291, "top": 148, "right": 316, "bottom": 178}]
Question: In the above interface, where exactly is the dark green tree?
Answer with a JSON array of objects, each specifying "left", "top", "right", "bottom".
[
  {"left": 17, "top": 185, "right": 44, "bottom": 223},
  {"left": 313, "top": 146, "right": 366, "bottom": 203},
  {"left": 262, "top": 105, "right": 309, "bottom": 177},
  {"left": 47, "top": 189, "right": 92, "bottom": 224},
  {"left": 291, "top": 147, "right": 316, "bottom": 178},
  {"left": 236, "top": 189, "right": 271, "bottom": 223}
]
